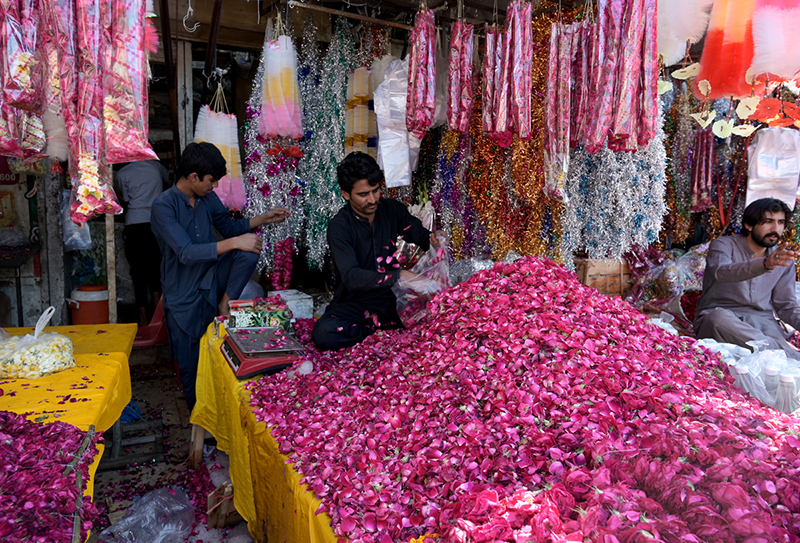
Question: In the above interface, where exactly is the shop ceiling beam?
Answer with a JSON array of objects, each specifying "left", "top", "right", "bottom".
[
  {"left": 287, "top": 0, "right": 413, "bottom": 30},
  {"left": 159, "top": 0, "right": 181, "bottom": 161}
]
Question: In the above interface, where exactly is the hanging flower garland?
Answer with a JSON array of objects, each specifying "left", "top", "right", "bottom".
[
  {"left": 244, "top": 19, "right": 307, "bottom": 274},
  {"left": 662, "top": 82, "right": 696, "bottom": 245},
  {"left": 303, "top": 19, "right": 356, "bottom": 270}
]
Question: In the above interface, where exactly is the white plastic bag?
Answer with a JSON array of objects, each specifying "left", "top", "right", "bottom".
[
  {"left": 374, "top": 59, "right": 422, "bottom": 187},
  {"left": 746, "top": 127, "right": 800, "bottom": 210},
  {"left": 650, "top": 312, "right": 679, "bottom": 335},
  {"left": 98, "top": 487, "right": 195, "bottom": 543},
  {"left": 0, "top": 307, "right": 75, "bottom": 379},
  {"left": 61, "top": 190, "right": 92, "bottom": 251}
]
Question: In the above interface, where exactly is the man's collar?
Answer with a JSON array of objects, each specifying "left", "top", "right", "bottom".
[{"left": 172, "top": 184, "right": 193, "bottom": 206}]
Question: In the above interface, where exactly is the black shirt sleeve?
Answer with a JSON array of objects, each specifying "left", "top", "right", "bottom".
[{"left": 391, "top": 199, "right": 431, "bottom": 252}]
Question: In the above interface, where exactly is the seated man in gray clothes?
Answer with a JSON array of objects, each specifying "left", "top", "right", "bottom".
[{"left": 694, "top": 198, "right": 800, "bottom": 359}]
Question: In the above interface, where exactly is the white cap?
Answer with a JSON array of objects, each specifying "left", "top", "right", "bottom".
[
  {"left": 779, "top": 374, "right": 795, "bottom": 383},
  {"left": 765, "top": 367, "right": 780, "bottom": 376},
  {"left": 735, "top": 366, "right": 749, "bottom": 374}
]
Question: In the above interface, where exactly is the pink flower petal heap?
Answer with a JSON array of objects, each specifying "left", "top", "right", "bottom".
[
  {"left": 247, "top": 257, "right": 800, "bottom": 543},
  {"left": 0, "top": 410, "right": 101, "bottom": 540}
]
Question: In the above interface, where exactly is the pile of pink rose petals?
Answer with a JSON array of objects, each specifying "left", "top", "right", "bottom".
[
  {"left": 248, "top": 257, "right": 800, "bottom": 543},
  {"left": 0, "top": 411, "right": 101, "bottom": 541}
]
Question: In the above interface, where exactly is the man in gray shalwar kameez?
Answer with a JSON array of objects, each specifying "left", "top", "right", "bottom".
[{"left": 695, "top": 198, "right": 800, "bottom": 360}]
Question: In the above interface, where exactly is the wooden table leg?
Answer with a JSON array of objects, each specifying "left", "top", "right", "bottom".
[{"left": 189, "top": 424, "right": 205, "bottom": 469}]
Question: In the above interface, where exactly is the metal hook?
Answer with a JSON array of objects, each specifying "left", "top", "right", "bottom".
[{"left": 184, "top": 0, "right": 200, "bottom": 33}]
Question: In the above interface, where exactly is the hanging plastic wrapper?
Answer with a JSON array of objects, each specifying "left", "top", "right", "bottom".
[
  {"left": 431, "top": 28, "right": 449, "bottom": 128},
  {"left": 259, "top": 34, "right": 303, "bottom": 140},
  {"left": 638, "top": 0, "right": 658, "bottom": 147},
  {"left": 1, "top": 0, "right": 43, "bottom": 112},
  {"left": 584, "top": 0, "right": 625, "bottom": 153},
  {"left": 103, "top": 0, "right": 157, "bottom": 163},
  {"left": 570, "top": 21, "right": 592, "bottom": 148},
  {"left": 608, "top": 0, "right": 644, "bottom": 152},
  {"left": 508, "top": 0, "right": 532, "bottom": 139},
  {"left": 447, "top": 20, "right": 474, "bottom": 134},
  {"left": 481, "top": 25, "right": 499, "bottom": 134},
  {"left": 746, "top": 127, "right": 800, "bottom": 210},
  {"left": 406, "top": 8, "right": 436, "bottom": 140},
  {"left": 375, "top": 58, "right": 421, "bottom": 187},
  {"left": 543, "top": 23, "right": 574, "bottom": 201},
  {"left": 195, "top": 89, "right": 246, "bottom": 211},
  {"left": 42, "top": 0, "right": 78, "bottom": 159},
  {"left": 39, "top": 0, "right": 69, "bottom": 161},
  {"left": 70, "top": 0, "right": 122, "bottom": 224},
  {"left": 494, "top": 11, "right": 512, "bottom": 135}
]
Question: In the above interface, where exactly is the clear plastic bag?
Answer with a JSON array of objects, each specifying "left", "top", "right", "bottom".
[
  {"left": 61, "top": 189, "right": 92, "bottom": 251},
  {"left": 393, "top": 240, "right": 450, "bottom": 328},
  {"left": 774, "top": 370, "right": 800, "bottom": 415},
  {"left": 731, "top": 341, "right": 796, "bottom": 409},
  {"left": 98, "top": 487, "right": 195, "bottom": 543},
  {"left": 649, "top": 312, "right": 679, "bottom": 335},
  {"left": 0, "top": 307, "right": 75, "bottom": 379}
]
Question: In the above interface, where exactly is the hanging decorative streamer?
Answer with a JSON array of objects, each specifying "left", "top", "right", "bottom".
[
  {"left": 406, "top": 8, "right": 436, "bottom": 140},
  {"left": 195, "top": 87, "right": 245, "bottom": 211},
  {"left": 244, "top": 17, "right": 308, "bottom": 274},
  {"left": 561, "top": 105, "right": 667, "bottom": 270},
  {"left": 689, "top": 127, "right": 715, "bottom": 212},
  {"left": 663, "top": 82, "right": 697, "bottom": 244},
  {"left": 303, "top": 19, "right": 356, "bottom": 269},
  {"left": 447, "top": 20, "right": 474, "bottom": 134},
  {"left": 103, "top": 0, "right": 157, "bottom": 163},
  {"left": 259, "top": 25, "right": 303, "bottom": 140}
]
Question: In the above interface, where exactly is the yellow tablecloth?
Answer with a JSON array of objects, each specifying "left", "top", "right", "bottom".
[
  {"left": 191, "top": 324, "right": 337, "bottom": 543},
  {"left": 0, "top": 324, "right": 135, "bottom": 510}
]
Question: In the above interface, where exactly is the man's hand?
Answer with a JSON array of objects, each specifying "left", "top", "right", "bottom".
[
  {"left": 236, "top": 233, "right": 263, "bottom": 254},
  {"left": 430, "top": 229, "right": 446, "bottom": 248},
  {"left": 261, "top": 208, "right": 290, "bottom": 224},
  {"left": 765, "top": 242, "right": 797, "bottom": 270},
  {"left": 399, "top": 269, "right": 419, "bottom": 282}
]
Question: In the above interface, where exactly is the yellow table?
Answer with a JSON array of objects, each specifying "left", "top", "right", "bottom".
[
  {"left": 191, "top": 324, "right": 337, "bottom": 543},
  {"left": 0, "top": 324, "right": 136, "bottom": 506}
]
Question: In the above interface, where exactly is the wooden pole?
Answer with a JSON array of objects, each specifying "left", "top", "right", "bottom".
[
  {"left": 287, "top": 0, "right": 413, "bottom": 30},
  {"left": 202, "top": 0, "right": 225, "bottom": 106},
  {"left": 105, "top": 214, "right": 117, "bottom": 324},
  {"left": 159, "top": 0, "right": 181, "bottom": 163}
]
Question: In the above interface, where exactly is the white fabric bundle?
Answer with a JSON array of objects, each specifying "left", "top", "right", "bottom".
[{"left": 195, "top": 105, "right": 246, "bottom": 210}]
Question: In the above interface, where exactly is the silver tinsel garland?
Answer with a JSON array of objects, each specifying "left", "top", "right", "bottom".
[
  {"left": 302, "top": 19, "right": 356, "bottom": 270},
  {"left": 561, "top": 105, "right": 668, "bottom": 270},
  {"left": 243, "top": 20, "right": 307, "bottom": 274}
]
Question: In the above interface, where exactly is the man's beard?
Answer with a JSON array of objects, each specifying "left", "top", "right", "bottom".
[{"left": 752, "top": 230, "right": 780, "bottom": 248}]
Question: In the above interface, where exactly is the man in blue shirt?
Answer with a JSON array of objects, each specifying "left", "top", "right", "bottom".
[{"left": 151, "top": 142, "right": 289, "bottom": 410}]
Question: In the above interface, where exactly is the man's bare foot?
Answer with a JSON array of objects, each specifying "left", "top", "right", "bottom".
[{"left": 218, "top": 292, "right": 231, "bottom": 318}]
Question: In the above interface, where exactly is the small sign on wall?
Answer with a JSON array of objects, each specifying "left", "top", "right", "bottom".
[{"left": 0, "top": 157, "right": 22, "bottom": 185}]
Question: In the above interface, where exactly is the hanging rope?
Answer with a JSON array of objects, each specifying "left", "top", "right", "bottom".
[{"left": 183, "top": 0, "right": 200, "bottom": 32}]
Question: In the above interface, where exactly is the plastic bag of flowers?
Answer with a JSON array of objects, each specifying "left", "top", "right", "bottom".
[
  {"left": 98, "top": 487, "right": 194, "bottom": 543},
  {"left": 393, "top": 240, "right": 450, "bottom": 327},
  {"left": 0, "top": 307, "right": 74, "bottom": 379}
]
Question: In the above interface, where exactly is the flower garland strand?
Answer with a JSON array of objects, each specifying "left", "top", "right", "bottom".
[{"left": 303, "top": 19, "right": 356, "bottom": 270}]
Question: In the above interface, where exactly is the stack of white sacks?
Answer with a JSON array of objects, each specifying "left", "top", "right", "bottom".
[{"left": 696, "top": 338, "right": 800, "bottom": 415}]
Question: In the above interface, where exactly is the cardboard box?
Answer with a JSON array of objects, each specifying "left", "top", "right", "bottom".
[
  {"left": 229, "top": 299, "right": 292, "bottom": 329},
  {"left": 574, "top": 258, "right": 631, "bottom": 297},
  {"left": 270, "top": 289, "right": 314, "bottom": 320}
]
